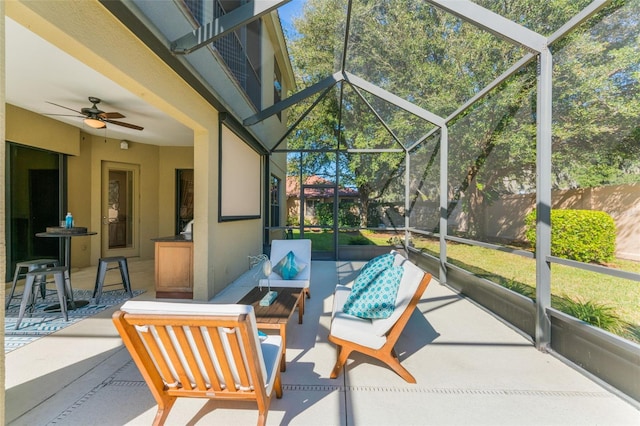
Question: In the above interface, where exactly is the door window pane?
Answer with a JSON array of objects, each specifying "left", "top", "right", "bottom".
[
  {"left": 108, "top": 169, "right": 133, "bottom": 249},
  {"left": 270, "top": 175, "right": 281, "bottom": 227},
  {"left": 176, "top": 169, "right": 194, "bottom": 234}
]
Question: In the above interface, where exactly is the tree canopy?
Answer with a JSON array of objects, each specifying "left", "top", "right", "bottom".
[{"left": 283, "top": 0, "right": 640, "bottom": 234}]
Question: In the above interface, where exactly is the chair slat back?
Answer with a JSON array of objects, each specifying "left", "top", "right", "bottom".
[
  {"left": 113, "top": 301, "right": 283, "bottom": 425},
  {"left": 117, "top": 313, "right": 264, "bottom": 395}
]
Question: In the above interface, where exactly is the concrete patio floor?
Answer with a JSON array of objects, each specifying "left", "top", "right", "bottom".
[{"left": 5, "top": 258, "right": 639, "bottom": 425}]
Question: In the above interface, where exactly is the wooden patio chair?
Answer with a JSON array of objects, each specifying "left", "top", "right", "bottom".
[
  {"left": 329, "top": 253, "right": 433, "bottom": 383},
  {"left": 112, "top": 301, "right": 283, "bottom": 426}
]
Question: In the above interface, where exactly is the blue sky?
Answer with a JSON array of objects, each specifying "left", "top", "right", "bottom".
[
  {"left": 278, "top": 0, "right": 305, "bottom": 21},
  {"left": 278, "top": 0, "right": 306, "bottom": 36}
]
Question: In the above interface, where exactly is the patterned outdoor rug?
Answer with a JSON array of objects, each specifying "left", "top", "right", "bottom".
[{"left": 4, "top": 288, "right": 144, "bottom": 353}]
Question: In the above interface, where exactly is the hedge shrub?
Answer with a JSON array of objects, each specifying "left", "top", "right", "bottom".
[
  {"left": 316, "top": 202, "right": 361, "bottom": 227},
  {"left": 525, "top": 209, "right": 616, "bottom": 263}
]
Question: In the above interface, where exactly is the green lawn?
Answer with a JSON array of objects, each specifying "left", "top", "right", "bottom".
[
  {"left": 411, "top": 234, "right": 640, "bottom": 342},
  {"left": 294, "top": 229, "right": 640, "bottom": 342},
  {"left": 295, "top": 229, "right": 401, "bottom": 250}
]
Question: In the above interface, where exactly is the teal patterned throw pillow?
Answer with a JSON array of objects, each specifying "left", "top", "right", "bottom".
[
  {"left": 272, "top": 250, "right": 306, "bottom": 279},
  {"left": 351, "top": 253, "right": 395, "bottom": 293},
  {"left": 343, "top": 264, "right": 404, "bottom": 319}
]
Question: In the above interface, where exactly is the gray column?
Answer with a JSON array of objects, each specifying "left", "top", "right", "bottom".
[
  {"left": 439, "top": 126, "right": 448, "bottom": 284},
  {"left": 535, "top": 47, "right": 553, "bottom": 350}
]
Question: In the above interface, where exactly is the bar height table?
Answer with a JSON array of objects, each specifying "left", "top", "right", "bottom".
[{"left": 36, "top": 229, "right": 97, "bottom": 310}]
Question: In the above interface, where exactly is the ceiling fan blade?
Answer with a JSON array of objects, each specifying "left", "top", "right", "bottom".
[
  {"left": 99, "top": 112, "right": 125, "bottom": 119},
  {"left": 46, "top": 101, "right": 82, "bottom": 114},
  {"left": 105, "top": 119, "right": 144, "bottom": 131},
  {"left": 45, "top": 113, "right": 85, "bottom": 118}
]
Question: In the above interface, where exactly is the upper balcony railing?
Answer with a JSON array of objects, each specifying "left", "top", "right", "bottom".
[{"left": 183, "top": 0, "right": 262, "bottom": 110}]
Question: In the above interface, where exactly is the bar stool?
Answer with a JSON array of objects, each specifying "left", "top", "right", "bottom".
[
  {"left": 15, "top": 266, "right": 71, "bottom": 330},
  {"left": 93, "top": 256, "right": 133, "bottom": 304},
  {"left": 6, "top": 258, "right": 60, "bottom": 309}
]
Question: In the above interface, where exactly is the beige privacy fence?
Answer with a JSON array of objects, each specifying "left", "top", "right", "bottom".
[{"left": 482, "top": 183, "right": 640, "bottom": 261}]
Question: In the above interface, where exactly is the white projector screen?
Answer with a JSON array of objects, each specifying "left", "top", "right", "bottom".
[{"left": 219, "top": 124, "right": 262, "bottom": 221}]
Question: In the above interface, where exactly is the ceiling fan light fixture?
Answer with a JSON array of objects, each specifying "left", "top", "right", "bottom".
[
  {"left": 84, "top": 117, "right": 106, "bottom": 129},
  {"left": 48, "top": 97, "right": 142, "bottom": 131}
]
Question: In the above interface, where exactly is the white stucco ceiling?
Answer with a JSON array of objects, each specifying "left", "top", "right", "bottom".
[{"left": 5, "top": 17, "right": 194, "bottom": 147}]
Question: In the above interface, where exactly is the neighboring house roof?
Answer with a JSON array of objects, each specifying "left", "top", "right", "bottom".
[{"left": 286, "top": 176, "right": 358, "bottom": 199}]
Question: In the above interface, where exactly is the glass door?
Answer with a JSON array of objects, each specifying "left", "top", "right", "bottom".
[
  {"left": 101, "top": 161, "right": 140, "bottom": 258},
  {"left": 5, "top": 143, "right": 63, "bottom": 280}
]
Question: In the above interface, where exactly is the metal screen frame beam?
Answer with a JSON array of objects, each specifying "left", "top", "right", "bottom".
[
  {"left": 171, "top": 0, "right": 290, "bottom": 54},
  {"left": 271, "top": 82, "right": 337, "bottom": 151},
  {"left": 344, "top": 72, "right": 446, "bottom": 127},
  {"left": 439, "top": 126, "right": 449, "bottom": 284},
  {"left": 405, "top": 151, "right": 411, "bottom": 248},
  {"left": 244, "top": 72, "right": 343, "bottom": 126},
  {"left": 348, "top": 83, "right": 404, "bottom": 149},
  {"left": 535, "top": 48, "right": 553, "bottom": 350},
  {"left": 427, "top": 0, "right": 547, "bottom": 52},
  {"left": 548, "top": 0, "right": 610, "bottom": 45},
  {"left": 445, "top": 53, "right": 537, "bottom": 124}
]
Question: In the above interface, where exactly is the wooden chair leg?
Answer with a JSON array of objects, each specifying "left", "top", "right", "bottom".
[
  {"left": 256, "top": 394, "right": 271, "bottom": 426},
  {"left": 379, "top": 351, "right": 416, "bottom": 384},
  {"left": 152, "top": 396, "right": 177, "bottom": 426},
  {"left": 274, "top": 373, "right": 283, "bottom": 398},
  {"left": 257, "top": 411, "right": 267, "bottom": 426},
  {"left": 330, "top": 346, "right": 352, "bottom": 379},
  {"left": 298, "top": 293, "right": 305, "bottom": 324}
]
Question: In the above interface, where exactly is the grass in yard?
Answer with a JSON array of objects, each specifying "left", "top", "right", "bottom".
[
  {"left": 295, "top": 230, "right": 370, "bottom": 251},
  {"left": 411, "top": 235, "right": 640, "bottom": 342},
  {"left": 559, "top": 298, "right": 625, "bottom": 335},
  {"left": 292, "top": 229, "right": 403, "bottom": 251}
]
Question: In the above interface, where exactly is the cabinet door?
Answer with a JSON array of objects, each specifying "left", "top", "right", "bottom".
[{"left": 155, "top": 242, "right": 193, "bottom": 297}]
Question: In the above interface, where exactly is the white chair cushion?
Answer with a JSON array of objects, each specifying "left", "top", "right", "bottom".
[
  {"left": 121, "top": 300, "right": 252, "bottom": 316},
  {"left": 391, "top": 249, "right": 405, "bottom": 266},
  {"left": 260, "top": 334, "right": 282, "bottom": 396},
  {"left": 329, "top": 285, "right": 386, "bottom": 350},
  {"left": 259, "top": 277, "right": 309, "bottom": 289}
]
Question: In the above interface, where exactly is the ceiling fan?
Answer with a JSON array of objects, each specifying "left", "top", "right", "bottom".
[{"left": 46, "top": 96, "right": 144, "bottom": 131}]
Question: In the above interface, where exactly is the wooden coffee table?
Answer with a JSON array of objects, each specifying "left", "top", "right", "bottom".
[{"left": 237, "top": 286, "right": 304, "bottom": 371}]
